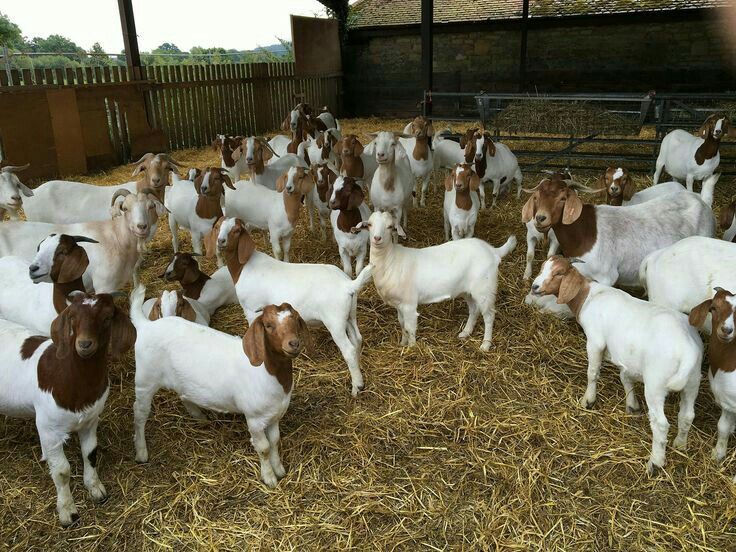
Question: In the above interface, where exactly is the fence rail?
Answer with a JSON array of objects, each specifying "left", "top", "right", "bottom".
[{"left": 1, "top": 62, "right": 342, "bottom": 154}]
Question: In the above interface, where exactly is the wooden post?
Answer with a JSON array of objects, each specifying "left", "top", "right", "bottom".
[
  {"left": 118, "top": 0, "right": 143, "bottom": 81},
  {"left": 421, "top": 0, "right": 433, "bottom": 115},
  {"left": 519, "top": 0, "right": 529, "bottom": 92}
]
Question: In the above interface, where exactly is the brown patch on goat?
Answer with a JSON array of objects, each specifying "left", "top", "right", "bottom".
[
  {"left": 242, "top": 303, "right": 308, "bottom": 393},
  {"left": 212, "top": 136, "right": 242, "bottom": 168},
  {"left": 276, "top": 168, "right": 314, "bottom": 226},
  {"left": 47, "top": 235, "right": 91, "bottom": 314},
  {"left": 599, "top": 167, "right": 635, "bottom": 206},
  {"left": 690, "top": 288, "right": 736, "bottom": 375},
  {"left": 194, "top": 168, "right": 234, "bottom": 220},
  {"left": 448, "top": 164, "right": 479, "bottom": 211},
  {"left": 328, "top": 177, "right": 365, "bottom": 232},
  {"left": 337, "top": 135, "right": 365, "bottom": 179},
  {"left": 20, "top": 335, "right": 49, "bottom": 360},
  {"left": 537, "top": 256, "right": 591, "bottom": 317},
  {"left": 696, "top": 114, "right": 730, "bottom": 165},
  {"left": 221, "top": 219, "right": 256, "bottom": 284},
  {"left": 165, "top": 253, "right": 210, "bottom": 300},
  {"left": 38, "top": 294, "right": 135, "bottom": 412}
]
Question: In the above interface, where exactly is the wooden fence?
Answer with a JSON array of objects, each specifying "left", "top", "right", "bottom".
[{"left": 0, "top": 62, "right": 342, "bottom": 180}]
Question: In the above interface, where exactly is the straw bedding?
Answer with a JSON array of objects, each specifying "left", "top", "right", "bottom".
[{"left": 1, "top": 118, "right": 736, "bottom": 551}]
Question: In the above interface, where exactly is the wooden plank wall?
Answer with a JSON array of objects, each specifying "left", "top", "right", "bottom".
[{"left": 0, "top": 62, "right": 342, "bottom": 180}]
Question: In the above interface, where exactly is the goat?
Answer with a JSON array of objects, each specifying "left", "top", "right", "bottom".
[
  {"left": 223, "top": 165, "right": 313, "bottom": 262},
  {"left": 142, "top": 289, "right": 210, "bottom": 326},
  {"left": 282, "top": 103, "right": 338, "bottom": 137},
  {"left": 307, "top": 128, "right": 342, "bottom": 167},
  {"left": 0, "top": 291, "right": 135, "bottom": 525},
  {"left": 433, "top": 129, "right": 468, "bottom": 170},
  {"left": 328, "top": 176, "right": 371, "bottom": 277},
  {"left": 464, "top": 130, "right": 522, "bottom": 209},
  {"left": 161, "top": 252, "right": 238, "bottom": 315},
  {"left": 443, "top": 163, "right": 480, "bottom": 241},
  {"left": 521, "top": 176, "right": 714, "bottom": 288},
  {"left": 23, "top": 153, "right": 179, "bottom": 223},
  {"left": 531, "top": 256, "right": 702, "bottom": 475},
  {"left": 365, "top": 131, "right": 414, "bottom": 232},
  {"left": 653, "top": 114, "right": 732, "bottom": 197},
  {"left": 720, "top": 198, "right": 736, "bottom": 242},
  {"left": 689, "top": 287, "right": 736, "bottom": 472},
  {"left": 354, "top": 211, "right": 516, "bottom": 351},
  {"left": 0, "top": 163, "right": 33, "bottom": 220},
  {"left": 130, "top": 284, "right": 307, "bottom": 487},
  {"left": 639, "top": 236, "right": 736, "bottom": 334},
  {"left": 215, "top": 218, "right": 373, "bottom": 395},
  {"left": 399, "top": 116, "right": 435, "bottom": 207},
  {"left": 166, "top": 167, "right": 235, "bottom": 255},
  {"left": 336, "top": 134, "right": 378, "bottom": 184},
  {"left": 213, "top": 134, "right": 246, "bottom": 183},
  {"left": 0, "top": 188, "right": 165, "bottom": 292},
  {"left": 230, "top": 145, "right": 306, "bottom": 191},
  {"left": 307, "top": 162, "right": 337, "bottom": 241},
  {"left": 0, "top": 234, "right": 98, "bottom": 336}
]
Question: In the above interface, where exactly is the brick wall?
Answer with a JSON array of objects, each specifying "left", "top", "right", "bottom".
[{"left": 344, "top": 16, "right": 736, "bottom": 117}]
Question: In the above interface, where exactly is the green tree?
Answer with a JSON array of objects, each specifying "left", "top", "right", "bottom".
[
  {"left": 87, "top": 42, "right": 112, "bottom": 66},
  {"left": 30, "top": 34, "right": 83, "bottom": 58},
  {"left": 0, "top": 11, "right": 23, "bottom": 48}
]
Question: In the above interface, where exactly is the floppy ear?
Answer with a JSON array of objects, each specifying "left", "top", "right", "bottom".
[
  {"left": 220, "top": 171, "right": 236, "bottom": 190},
  {"left": 243, "top": 316, "right": 265, "bottom": 365},
  {"left": 484, "top": 135, "right": 496, "bottom": 156},
  {"left": 281, "top": 117, "right": 290, "bottom": 131},
  {"left": 231, "top": 146, "right": 243, "bottom": 162},
  {"left": 193, "top": 171, "right": 204, "bottom": 194},
  {"left": 238, "top": 229, "right": 256, "bottom": 265},
  {"left": 353, "top": 140, "right": 364, "bottom": 157},
  {"left": 699, "top": 116, "right": 714, "bottom": 139},
  {"left": 204, "top": 218, "right": 222, "bottom": 259},
  {"left": 444, "top": 173, "right": 454, "bottom": 192},
  {"left": 110, "top": 308, "right": 137, "bottom": 359},
  {"left": 621, "top": 174, "right": 636, "bottom": 200},
  {"left": 426, "top": 122, "right": 435, "bottom": 137},
  {"left": 275, "top": 173, "right": 287, "bottom": 193},
  {"left": 521, "top": 194, "right": 536, "bottom": 223},
  {"left": 131, "top": 163, "right": 146, "bottom": 177},
  {"left": 469, "top": 172, "right": 481, "bottom": 191},
  {"left": 148, "top": 299, "right": 162, "bottom": 321},
  {"left": 562, "top": 190, "right": 583, "bottom": 225},
  {"left": 395, "top": 222, "right": 407, "bottom": 239},
  {"left": 300, "top": 173, "right": 315, "bottom": 194},
  {"left": 347, "top": 186, "right": 364, "bottom": 210},
  {"left": 50, "top": 310, "right": 73, "bottom": 359},
  {"left": 18, "top": 181, "right": 34, "bottom": 197},
  {"left": 395, "top": 142, "right": 409, "bottom": 161},
  {"left": 557, "top": 269, "right": 585, "bottom": 305},
  {"left": 720, "top": 201, "right": 736, "bottom": 230},
  {"left": 57, "top": 246, "right": 89, "bottom": 284},
  {"left": 177, "top": 299, "right": 197, "bottom": 322},
  {"left": 351, "top": 221, "right": 370, "bottom": 234},
  {"left": 261, "top": 144, "right": 274, "bottom": 163},
  {"left": 689, "top": 299, "right": 712, "bottom": 328},
  {"left": 597, "top": 171, "right": 608, "bottom": 190}
]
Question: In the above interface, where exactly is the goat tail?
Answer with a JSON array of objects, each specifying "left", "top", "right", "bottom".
[
  {"left": 349, "top": 264, "right": 374, "bottom": 295},
  {"left": 496, "top": 235, "right": 518, "bottom": 259},
  {"left": 129, "top": 284, "right": 149, "bottom": 329},
  {"left": 666, "top": 347, "right": 702, "bottom": 392}
]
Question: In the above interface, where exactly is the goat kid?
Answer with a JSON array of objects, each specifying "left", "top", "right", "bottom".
[
  {"left": 399, "top": 116, "right": 435, "bottom": 207},
  {"left": 443, "top": 163, "right": 480, "bottom": 241},
  {"left": 161, "top": 252, "right": 238, "bottom": 315},
  {"left": 462, "top": 129, "right": 523, "bottom": 209},
  {"left": 329, "top": 176, "right": 371, "bottom": 277},
  {"left": 142, "top": 289, "right": 210, "bottom": 325}
]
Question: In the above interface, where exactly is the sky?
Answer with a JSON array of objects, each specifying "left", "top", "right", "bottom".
[{"left": 3, "top": 0, "right": 331, "bottom": 52}]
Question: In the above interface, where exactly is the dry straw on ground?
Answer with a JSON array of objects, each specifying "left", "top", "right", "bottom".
[{"left": 1, "top": 118, "right": 736, "bottom": 550}]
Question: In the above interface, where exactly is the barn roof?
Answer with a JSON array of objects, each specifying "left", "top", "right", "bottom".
[{"left": 350, "top": 0, "right": 728, "bottom": 29}]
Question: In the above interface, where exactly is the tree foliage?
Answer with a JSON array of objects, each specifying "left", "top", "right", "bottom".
[{"left": 0, "top": 11, "right": 23, "bottom": 48}]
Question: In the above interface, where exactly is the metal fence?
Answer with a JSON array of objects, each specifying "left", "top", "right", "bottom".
[{"left": 424, "top": 91, "right": 736, "bottom": 175}]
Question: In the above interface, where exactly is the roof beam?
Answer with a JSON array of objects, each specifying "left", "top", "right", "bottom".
[
  {"left": 118, "top": 0, "right": 142, "bottom": 80},
  {"left": 421, "top": 0, "right": 433, "bottom": 114}
]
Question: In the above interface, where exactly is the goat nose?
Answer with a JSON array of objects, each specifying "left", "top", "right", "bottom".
[
  {"left": 11, "top": 195, "right": 20, "bottom": 201},
  {"left": 531, "top": 284, "right": 540, "bottom": 292},
  {"left": 137, "top": 223, "right": 148, "bottom": 231},
  {"left": 289, "top": 339, "right": 301, "bottom": 349},
  {"left": 724, "top": 326, "right": 733, "bottom": 335},
  {"left": 78, "top": 340, "right": 92, "bottom": 350},
  {"left": 29, "top": 263, "right": 39, "bottom": 273},
  {"left": 535, "top": 214, "right": 547, "bottom": 223}
]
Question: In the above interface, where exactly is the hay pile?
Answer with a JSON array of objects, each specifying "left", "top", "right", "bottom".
[{"left": 2, "top": 118, "right": 736, "bottom": 550}]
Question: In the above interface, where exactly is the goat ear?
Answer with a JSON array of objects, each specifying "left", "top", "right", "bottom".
[
  {"left": 699, "top": 116, "right": 714, "bottom": 139},
  {"left": 243, "top": 316, "right": 265, "bottom": 366},
  {"left": 562, "top": 190, "right": 583, "bottom": 225},
  {"left": 231, "top": 146, "right": 243, "bottom": 162},
  {"left": 204, "top": 222, "right": 220, "bottom": 259},
  {"left": 148, "top": 298, "right": 162, "bottom": 321},
  {"left": 485, "top": 137, "right": 496, "bottom": 156},
  {"left": 111, "top": 308, "right": 136, "bottom": 359},
  {"left": 621, "top": 174, "right": 636, "bottom": 200},
  {"left": 281, "top": 117, "right": 290, "bottom": 131},
  {"left": 351, "top": 221, "right": 369, "bottom": 234},
  {"left": 395, "top": 142, "right": 408, "bottom": 161},
  {"left": 521, "top": 193, "right": 536, "bottom": 223},
  {"left": 596, "top": 172, "right": 607, "bottom": 191},
  {"left": 720, "top": 201, "right": 736, "bottom": 230},
  {"left": 238, "top": 229, "right": 256, "bottom": 265},
  {"left": 50, "top": 309, "right": 73, "bottom": 359},
  {"left": 353, "top": 140, "right": 364, "bottom": 157},
  {"left": 688, "top": 299, "right": 712, "bottom": 328},
  {"left": 220, "top": 171, "right": 236, "bottom": 190},
  {"left": 178, "top": 300, "right": 197, "bottom": 322},
  {"left": 426, "top": 122, "right": 435, "bottom": 137},
  {"left": 57, "top": 246, "right": 89, "bottom": 284},
  {"left": 262, "top": 144, "right": 274, "bottom": 163},
  {"left": 193, "top": 171, "right": 204, "bottom": 194},
  {"left": 18, "top": 181, "right": 34, "bottom": 197},
  {"left": 470, "top": 172, "right": 481, "bottom": 191},
  {"left": 347, "top": 186, "right": 364, "bottom": 210},
  {"left": 444, "top": 173, "right": 454, "bottom": 192},
  {"left": 275, "top": 173, "right": 287, "bottom": 193},
  {"left": 131, "top": 163, "right": 146, "bottom": 177},
  {"left": 557, "top": 270, "right": 584, "bottom": 305},
  {"left": 395, "top": 222, "right": 407, "bottom": 239}
]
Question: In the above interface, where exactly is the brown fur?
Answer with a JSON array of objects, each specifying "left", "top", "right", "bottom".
[
  {"left": 242, "top": 304, "right": 308, "bottom": 393},
  {"left": 220, "top": 219, "right": 256, "bottom": 283},
  {"left": 310, "top": 164, "right": 336, "bottom": 203},
  {"left": 20, "top": 335, "right": 49, "bottom": 360},
  {"left": 148, "top": 299, "right": 162, "bottom": 320},
  {"left": 720, "top": 199, "right": 736, "bottom": 230},
  {"left": 599, "top": 167, "right": 635, "bottom": 206},
  {"left": 175, "top": 295, "right": 197, "bottom": 322},
  {"left": 690, "top": 288, "right": 736, "bottom": 375},
  {"left": 538, "top": 256, "right": 591, "bottom": 317},
  {"left": 212, "top": 135, "right": 243, "bottom": 168},
  {"left": 337, "top": 135, "right": 365, "bottom": 179},
  {"left": 447, "top": 164, "right": 479, "bottom": 211},
  {"left": 47, "top": 235, "right": 92, "bottom": 314},
  {"left": 204, "top": 217, "right": 225, "bottom": 259},
  {"left": 38, "top": 293, "right": 136, "bottom": 412},
  {"left": 276, "top": 168, "right": 314, "bottom": 226},
  {"left": 194, "top": 168, "right": 234, "bottom": 220},
  {"left": 328, "top": 177, "right": 365, "bottom": 231},
  {"left": 164, "top": 253, "right": 210, "bottom": 300},
  {"left": 695, "top": 114, "right": 731, "bottom": 165}
]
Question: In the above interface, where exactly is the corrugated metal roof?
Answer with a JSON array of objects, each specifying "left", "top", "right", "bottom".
[{"left": 350, "top": 0, "right": 728, "bottom": 28}]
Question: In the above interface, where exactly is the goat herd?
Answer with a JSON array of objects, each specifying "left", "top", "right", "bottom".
[{"left": 0, "top": 103, "right": 734, "bottom": 528}]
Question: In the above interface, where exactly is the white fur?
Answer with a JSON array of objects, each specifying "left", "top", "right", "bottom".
[
  {"left": 329, "top": 178, "right": 371, "bottom": 278},
  {"left": 129, "top": 285, "right": 292, "bottom": 487},
  {"left": 398, "top": 134, "right": 434, "bottom": 208},
  {"left": 163, "top": 257, "right": 238, "bottom": 316},
  {"left": 142, "top": 289, "right": 210, "bottom": 326},
  {"left": 474, "top": 136, "right": 523, "bottom": 209},
  {"left": 443, "top": 181, "right": 480, "bottom": 241},
  {"left": 366, "top": 132, "right": 414, "bottom": 231},
  {"left": 166, "top": 173, "right": 222, "bottom": 256},
  {"left": 360, "top": 211, "right": 516, "bottom": 351},
  {"left": 0, "top": 167, "right": 33, "bottom": 220}
]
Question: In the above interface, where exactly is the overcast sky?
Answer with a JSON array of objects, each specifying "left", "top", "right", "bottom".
[{"left": 3, "top": 0, "right": 331, "bottom": 52}]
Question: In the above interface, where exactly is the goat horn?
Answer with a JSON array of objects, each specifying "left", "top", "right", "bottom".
[
  {"left": 139, "top": 186, "right": 157, "bottom": 196},
  {"left": 129, "top": 153, "right": 154, "bottom": 165},
  {"left": 71, "top": 235, "right": 100, "bottom": 244},
  {"left": 1, "top": 163, "right": 30, "bottom": 173},
  {"left": 161, "top": 154, "right": 183, "bottom": 166},
  {"left": 521, "top": 185, "right": 541, "bottom": 193},
  {"left": 111, "top": 189, "right": 131, "bottom": 205},
  {"left": 565, "top": 180, "right": 605, "bottom": 194},
  {"left": 256, "top": 137, "right": 280, "bottom": 158}
]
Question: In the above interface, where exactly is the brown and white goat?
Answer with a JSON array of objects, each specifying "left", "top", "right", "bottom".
[
  {"left": 399, "top": 116, "right": 436, "bottom": 207},
  {"left": 0, "top": 292, "right": 135, "bottom": 526},
  {"left": 443, "top": 163, "right": 480, "bottom": 240},
  {"left": 161, "top": 251, "right": 238, "bottom": 315},
  {"left": 599, "top": 166, "right": 635, "bottom": 206}
]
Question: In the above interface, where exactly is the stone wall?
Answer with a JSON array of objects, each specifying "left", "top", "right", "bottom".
[{"left": 344, "top": 17, "right": 735, "bottom": 117}]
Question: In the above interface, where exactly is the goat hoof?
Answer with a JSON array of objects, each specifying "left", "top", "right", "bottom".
[
  {"left": 480, "top": 341, "right": 492, "bottom": 352},
  {"left": 135, "top": 451, "right": 149, "bottom": 464},
  {"left": 581, "top": 396, "right": 596, "bottom": 409},
  {"left": 712, "top": 448, "right": 726, "bottom": 463},
  {"left": 626, "top": 405, "right": 642, "bottom": 415},
  {"left": 61, "top": 511, "right": 80, "bottom": 528},
  {"left": 262, "top": 474, "right": 279, "bottom": 488},
  {"left": 646, "top": 461, "right": 663, "bottom": 477},
  {"left": 673, "top": 436, "right": 688, "bottom": 451},
  {"left": 457, "top": 331, "right": 470, "bottom": 340}
]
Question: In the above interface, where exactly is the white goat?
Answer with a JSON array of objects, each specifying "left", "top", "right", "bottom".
[
  {"left": 443, "top": 164, "right": 480, "bottom": 241},
  {"left": 130, "top": 285, "right": 308, "bottom": 487},
  {"left": 0, "top": 188, "right": 164, "bottom": 292},
  {"left": 0, "top": 234, "right": 98, "bottom": 336},
  {"left": 653, "top": 114, "right": 731, "bottom": 194},
  {"left": 469, "top": 130, "right": 523, "bottom": 208},
  {"left": 0, "top": 292, "right": 135, "bottom": 526},
  {"left": 0, "top": 163, "right": 33, "bottom": 220},
  {"left": 161, "top": 252, "right": 238, "bottom": 316},
  {"left": 328, "top": 176, "right": 371, "bottom": 277},
  {"left": 399, "top": 116, "right": 435, "bottom": 207},
  {"left": 354, "top": 211, "right": 516, "bottom": 351},
  {"left": 142, "top": 289, "right": 210, "bottom": 326},
  {"left": 166, "top": 167, "right": 235, "bottom": 255},
  {"left": 224, "top": 165, "right": 313, "bottom": 262},
  {"left": 530, "top": 256, "right": 702, "bottom": 475},
  {"left": 216, "top": 218, "right": 373, "bottom": 395},
  {"left": 228, "top": 148, "right": 307, "bottom": 192},
  {"left": 366, "top": 131, "right": 414, "bottom": 231},
  {"left": 23, "top": 153, "right": 179, "bottom": 223}
]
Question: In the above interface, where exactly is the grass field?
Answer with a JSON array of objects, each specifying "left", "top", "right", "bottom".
[{"left": 1, "top": 118, "right": 736, "bottom": 550}]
